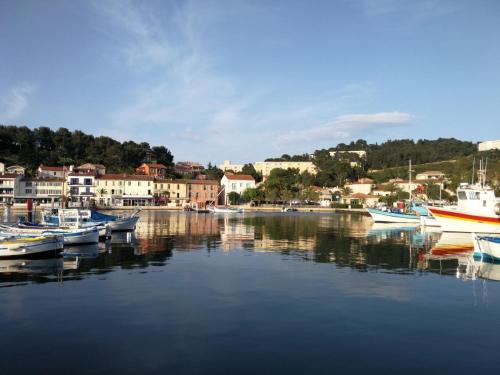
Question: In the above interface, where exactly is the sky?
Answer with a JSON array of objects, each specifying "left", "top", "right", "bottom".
[{"left": 1, "top": 0, "right": 499, "bottom": 165}]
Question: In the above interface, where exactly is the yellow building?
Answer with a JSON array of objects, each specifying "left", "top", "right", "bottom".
[
  {"left": 154, "top": 179, "right": 189, "bottom": 207},
  {"left": 253, "top": 161, "right": 316, "bottom": 178}
]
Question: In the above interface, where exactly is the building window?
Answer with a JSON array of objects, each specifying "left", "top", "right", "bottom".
[
  {"left": 128, "top": 181, "right": 131, "bottom": 186},
  {"left": 84, "top": 178, "right": 92, "bottom": 185},
  {"left": 232, "top": 183, "right": 236, "bottom": 189},
  {"left": 71, "top": 178, "right": 79, "bottom": 185}
]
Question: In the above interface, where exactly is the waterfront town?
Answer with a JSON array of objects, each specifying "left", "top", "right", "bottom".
[{"left": 1, "top": 138, "right": 499, "bottom": 210}]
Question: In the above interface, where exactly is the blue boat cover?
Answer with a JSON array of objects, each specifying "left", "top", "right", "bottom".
[
  {"left": 90, "top": 210, "right": 118, "bottom": 222},
  {"left": 481, "top": 236, "right": 500, "bottom": 244}
]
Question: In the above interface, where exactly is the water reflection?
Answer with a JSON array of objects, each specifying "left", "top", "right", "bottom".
[{"left": 1, "top": 209, "right": 498, "bottom": 284}]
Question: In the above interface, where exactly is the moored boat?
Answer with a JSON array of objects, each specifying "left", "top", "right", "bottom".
[
  {"left": 367, "top": 208, "right": 421, "bottom": 223},
  {"left": 208, "top": 205, "right": 244, "bottom": 214},
  {"left": 472, "top": 234, "right": 500, "bottom": 262},
  {"left": 0, "top": 224, "right": 99, "bottom": 245},
  {"left": 427, "top": 164, "right": 500, "bottom": 233},
  {"left": 0, "top": 234, "right": 64, "bottom": 258}
]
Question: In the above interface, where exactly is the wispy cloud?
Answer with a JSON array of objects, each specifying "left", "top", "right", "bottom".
[
  {"left": 0, "top": 83, "right": 35, "bottom": 121},
  {"left": 276, "top": 111, "right": 412, "bottom": 145}
]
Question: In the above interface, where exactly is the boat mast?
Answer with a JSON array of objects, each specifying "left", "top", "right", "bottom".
[
  {"left": 409, "top": 159, "right": 412, "bottom": 202},
  {"left": 471, "top": 157, "right": 475, "bottom": 185}
]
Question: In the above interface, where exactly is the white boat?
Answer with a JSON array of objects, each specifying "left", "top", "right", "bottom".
[
  {"left": 0, "top": 234, "right": 64, "bottom": 258},
  {"left": 472, "top": 233, "right": 500, "bottom": 262},
  {"left": 282, "top": 207, "right": 298, "bottom": 212},
  {"left": 420, "top": 215, "right": 441, "bottom": 228},
  {"left": 43, "top": 208, "right": 138, "bottom": 232},
  {"left": 208, "top": 205, "right": 244, "bottom": 214},
  {"left": 0, "top": 224, "right": 99, "bottom": 245},
  {"left": 41, "top": 208, "right": 112, "bottom": 237},
  {"left": 367, "top": 208, "right": 421, "bottom": 223},
  {"left": 427, "top": 163, "right": 500, "bottom": 233}
]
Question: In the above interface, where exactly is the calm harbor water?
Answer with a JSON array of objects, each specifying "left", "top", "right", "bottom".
[{"left": 1, "top": 209, "right": 499, "bottom": 374}]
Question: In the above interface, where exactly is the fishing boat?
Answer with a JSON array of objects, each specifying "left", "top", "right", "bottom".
[
  {"left": 427, "top": 161, "right": 500, "bottom": 233},
  {"left": 41, "top": 208, "right": 117, "bottom": 235},
  {"left": 0, "top": 224, "right": 99, "bottom": 245},
  {"left": 0, "top": 234, "right": 64, "bottom": 258},
  {"left": 43, "top": 208, "right": 139, "bottom": 232},
  {"left": 472, "top": 233, "right": 500, "bottom": 262}
]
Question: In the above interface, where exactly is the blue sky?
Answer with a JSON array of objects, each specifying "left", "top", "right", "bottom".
[{"left": 1, "top": 0, "right": 499, "bottom": 164}]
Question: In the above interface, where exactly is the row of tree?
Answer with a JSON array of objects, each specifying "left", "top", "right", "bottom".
[{"left": 0, "top": 125, "right": 174, "bottom": 175}]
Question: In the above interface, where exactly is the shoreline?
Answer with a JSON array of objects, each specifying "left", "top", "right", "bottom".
[{"left": 3, "top": 204, "right": 367, "bottom": 214}]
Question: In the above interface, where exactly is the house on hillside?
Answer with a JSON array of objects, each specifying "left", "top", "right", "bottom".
[
  {"left": 341, "top": 193, "right": 379, "bottom": 208},
  {"left": 345, "top": 178, "right": 374, "bottom": 195},
  {"left": 5, "top": 165, "right": 26, "bottom": 175},
  {"left": 136, "top": 163, "right": 168, "bottom": 178},
  {"left": 38, "top": 165, "right": 71, "bottom": 179},
  {"left": 415, "top": 171, "right": 445, "bottom": 180}
]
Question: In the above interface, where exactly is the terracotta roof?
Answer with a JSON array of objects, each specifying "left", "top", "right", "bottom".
[
  {"left": 39, "top": 165, "right": 69, "bottom": 171},
  {"left": 0, "top": 173, "right": 19, "bottom": 179},
  {"left": 68, "top": 172, "right": 95, "bottom": 177},
  {"left": 137, "top": 163, "right": 167, "bottom": 169},
  {"left": 25, "top": 177, "right": 65, "bottom": 182},
  {"left": 78, "top": 163, "right": 106, "bottom": 169},
  {"left": 97, "top": 174, "right": 154, "bottom": 181},
  {"left": 186, "top": 179, "right": 219, "bottom": 185},
  {"left": 225, "top": 174, "right": 255, "bottom": 181}
]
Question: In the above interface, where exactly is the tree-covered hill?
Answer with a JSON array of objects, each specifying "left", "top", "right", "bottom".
[{"left": 0, "top": 125, "right": 174, "bottom": 175}]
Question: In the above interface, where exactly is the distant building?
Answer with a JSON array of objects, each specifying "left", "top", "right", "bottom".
[
  {"left": 154, "top": 179, "right": 189, "bottom": 207},
  {"left": 0, "top": 162, "right": 4, "bottom": 174},
  {"left": 329, "top": 150, "right": 366, "bottom": 167},
  {"left": 174, "top": 161, "right": 204, "bottom": 176},
  {"left": 67, "top": 173, "right": 96, "bottom": 205},
  {"left": 0, "top": 173, "right": 22, "bottom": 204},
  {"left": 253, "top": 161, "right": 316, "bottom": 179},
  {"left": 345, "top": 178, "right": 374, "bottom": 195},
  {"left": 341, "top": 193, "right": 379, "bottom": 208},
  {"left": 415, "top": 171, "right": 445, "bottom": 181},
  {"left": 186, "top": 180, "right": 219, "bottom": 209},
  {"left": 16, "top": 177, "right": 66, "bottom": 205},
  {"left": 136, "top": 163, "right": 168, "bottom": 178},
  {"left": 221, "top": 174, "right": 256, "bottom": 204},
  {"left": 221, "top": 160, "right": 245, "bottom": 173},
  {"left": 76, "top": 163, "right": 106, "bottom": 176},
  {"left": 5, "top": 165, "right": 26, "bottom": 175},
  {"left": 478, "top": 139, "right": 500, "bottom": 152},
  {"left": 38, "top": 165, "right": 71, "bottom": 179},
  {"left": 95, "top": 174, "right": 154, "bottom": 206}
]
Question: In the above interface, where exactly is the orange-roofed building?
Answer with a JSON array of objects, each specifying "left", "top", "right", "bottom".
[{"left": 136, "top": 163, "right": 168, "bottom": 178}]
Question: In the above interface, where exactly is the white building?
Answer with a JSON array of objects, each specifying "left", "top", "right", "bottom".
[
  {"left": 345, "top": 178, "right": 374, "bottom": 195},
  {"left": 0, "top": 173, "right": 22, "bottom": 204},
  {"left": 67, "top": 173, "right": 96, "bottom": 205},
  {"left": 38, "top": 165, "right": 71, "bottom": 179},
  {"left": 415, "top": 171, "right": 445, "bottom": 180},
  {"left": 5, "top": 165, "right": 26, "bottom": 175},
  {"left": 221, "top": 174, "right": 256, "bottom": 204},
  {"left": 95, "top": 174, "right": 154, "bottom": 206},
  {"left": 253, "top": 161, "right": 316, "bottom": 179},
  {"left": 329, "top": 150, "right": 366, "bottom": 167},
  {"left": 16, "top": 178, "right": 66, "bottom": 205},
  {"left": 221, "top": 160, "right": 245, "bottom": 173},
  {"left": 0, "top": 162, "right": 4, "bottom": 173},
  {"left": 478, "top": 139, "right": 500, "bottom": 152}
]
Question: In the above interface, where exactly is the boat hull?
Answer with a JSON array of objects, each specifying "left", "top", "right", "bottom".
[
  {"left": 473, "top": 234, "right": 500, "bottom": 262},
  {"left": 420, "top": 215, "right": 441, "bottom": 227},
  {"left": 428, "top": 207, "right": 500, "bottom": 233},
  {"left": 107, "top": 216, "right": 140, "bottom": 231},
  {"left": 0, "top": 235, "right": 64, "bottom": 258},
  {"left": 0, "top": 225, "right": 99, "bottom": 245},
  {"left": 367, "top": 208, "right": 420, "bottom": 223}
]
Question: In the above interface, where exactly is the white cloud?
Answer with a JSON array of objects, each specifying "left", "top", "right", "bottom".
[
  {"left": 0, "top": 83, "right": 35, "bottom": 120},
  {"left": 276, "top": 111, "right": 412, "bottom": 145}
]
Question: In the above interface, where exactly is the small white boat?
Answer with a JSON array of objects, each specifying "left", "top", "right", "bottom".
[
  {"left": 282, "top": 207, "right": 298, "bottom": 212},
  {"left": 208, "top": 206, "right": 244, "bottom": 214},
  {"left": 0, "top": 224, "right": 99, "bottom": 245},
  {"left": 0, "top": 234, "right": 64, "bottom": 258},
  {"left": 41, "top": 209, "right": 112, "bottom": 237},
  {"left": 367, "top": 208, "right": 421, "bottom": 223},
  {"left": 472, "top": 233, "right": 500, "bottom": 262}
]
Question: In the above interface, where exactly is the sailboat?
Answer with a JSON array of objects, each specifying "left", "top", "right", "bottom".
[{"left": 367, "top": 159, "right": 427, "bottom": 223}]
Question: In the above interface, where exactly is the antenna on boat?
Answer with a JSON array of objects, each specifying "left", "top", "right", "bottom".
[
  {"left": 409, "top": 159, "right": 412, "bottom": 202},
  {"left": 471, "top": 157, "right": 475, "bottom": 185}
]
